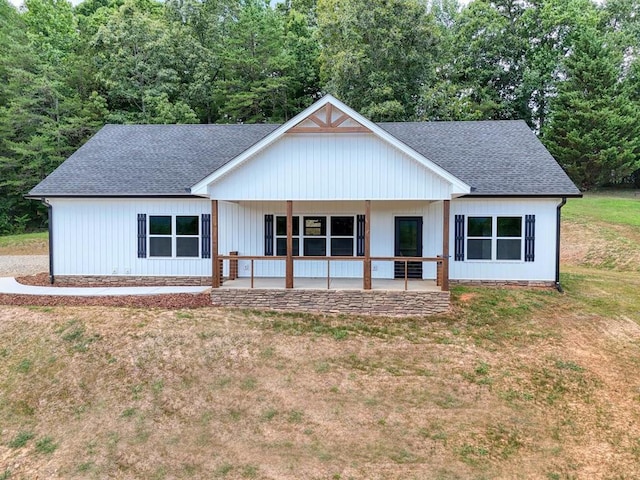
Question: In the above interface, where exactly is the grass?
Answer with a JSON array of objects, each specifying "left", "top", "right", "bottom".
[
  {"left": 562, "top": 192, "right": 640, "bottom": 272},
  {"left": 35, "top": 436, "right": 57, "bottom": 454},
  {"left": 7, "top": 430, "right": 34, "bottom": 448},
  {"left": 0, "top": 192, "right": 639, "bottom": 477},
  {"left": 0, "top": 231, "right": 48, "bottom": 255},
  {"left": 563, "top": 189, "right": 640, "bottom": 228}
]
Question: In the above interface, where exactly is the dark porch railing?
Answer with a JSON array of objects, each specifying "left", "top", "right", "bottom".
[{"left": 216, "top": 255, "right": 448, "bottom": 291}]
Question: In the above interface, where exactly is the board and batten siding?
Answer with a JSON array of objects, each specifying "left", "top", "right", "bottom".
[
  {"left": 208, "top": 133, "right": 453, "bottom": 201},
  {"left": 49, "top": 197, "right": 559, "bottom": 282},
  {"left": 449, "top": 198, "right": 560, "bottom": 281},
  {"left": 49, "top": 198, "right": 444, "bottom": 279},
  {"left": 50, "top": 198, "right": 212, "bottom": 276},
  {"left": 219, "top": 200, "right": 443, "bottom": 280}
]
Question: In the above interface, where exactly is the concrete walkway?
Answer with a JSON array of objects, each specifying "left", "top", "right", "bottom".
[{"left": 0, "top": 277, "right": 209, "bottom": 296}]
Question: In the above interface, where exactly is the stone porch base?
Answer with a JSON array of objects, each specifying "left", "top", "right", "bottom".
[{"left": 211, "top": 288, "right": 450, "bottom": 317}]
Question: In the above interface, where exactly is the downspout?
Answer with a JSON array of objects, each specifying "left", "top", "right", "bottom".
[
  {"left": 555, "top": 197, "right": 567, "bottom": 292},
  {"left": 41, "top": 198, "right": 54, "bottom": 284}
]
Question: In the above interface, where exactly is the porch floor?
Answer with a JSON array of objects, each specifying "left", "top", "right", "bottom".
[{"left": 220, "top": 277, "right": 440, "bottom": 292}]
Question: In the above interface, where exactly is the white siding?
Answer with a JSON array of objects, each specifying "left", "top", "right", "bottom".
[
  {"left": 50, "top": 198, "right": 212, "bottom": 276},
  {"left": 208, "top": 133, "right": 453, "bottom": 201},
  {"left": 449, "top": 198, "right": 560, "bottom": 281},
  {"left": 50, "top": 197, "right": 559, "bottom": 282},
  {"left": 219, "top": 200, "right": 441, "bottom": 279}
]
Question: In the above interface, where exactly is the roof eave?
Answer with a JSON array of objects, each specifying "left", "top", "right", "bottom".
[
  {"left": 25, "top": 193, "right": 203, "bottom": 199},
  {"left": 459, "top": 193, "right": 583, "bottom": 199}
]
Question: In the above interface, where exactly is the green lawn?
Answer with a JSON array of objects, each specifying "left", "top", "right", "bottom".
[
  {"left": 0, "top": 231, "right": 48, "bottom": 255},
  {"left": 563, "top": 189, "right": 640, "bottom": 228}
]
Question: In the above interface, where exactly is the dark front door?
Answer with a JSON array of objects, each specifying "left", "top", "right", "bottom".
[{"left": 394, "top": 217, "right": 423, "bottom": 279}]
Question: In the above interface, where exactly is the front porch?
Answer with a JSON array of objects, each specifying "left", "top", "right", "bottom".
[
  {"left": 209, "top": 200, "right": 453, "bottom": 293},
  {"left": 207, "top": 199, "right": 453, "bottom": 316}
]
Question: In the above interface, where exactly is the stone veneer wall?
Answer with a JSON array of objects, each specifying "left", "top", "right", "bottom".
[
  {"left": 54, "top": 275, "right": 210, "bottom": 287},
  {"left": 211, "top": 289, "right": 450, "bottom": 317}
]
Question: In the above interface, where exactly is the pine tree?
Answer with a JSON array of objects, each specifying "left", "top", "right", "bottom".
[{"left": 543, "top": 27, "right": 640, "bottom": 190}]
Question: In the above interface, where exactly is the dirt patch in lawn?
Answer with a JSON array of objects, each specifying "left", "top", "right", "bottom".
[
  {"left": 0, "top": 296, "right": 639, "bottom": 479},
  {"left": 562, "top": 220, "right": 640, "bottom": 271}
]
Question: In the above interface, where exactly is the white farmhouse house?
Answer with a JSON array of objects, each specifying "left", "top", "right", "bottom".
[{"left": 28, "top": 95, "right": 580, "bottom": 315}]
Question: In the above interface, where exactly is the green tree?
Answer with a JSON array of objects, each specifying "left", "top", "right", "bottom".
[
  {"left": 419, "top": 0, "right": 535, "bottom": 121},
  {"left": 92, "top": 0, "right": 198, "bottom": 123},
  {"left": 317, "top": 0, "right": 438, "bottom": 121},
  {"left": 519, "top": 0, "right": 599, "bottom": 132},
  {"left": 544, "top": 27, "right": 640, "bottom": 190},
  {"left": 0, "top": 0, "right": 106, "bottom": 232},
  {"left": 211, "top": 0, "right": 300, "bottom": 123}
]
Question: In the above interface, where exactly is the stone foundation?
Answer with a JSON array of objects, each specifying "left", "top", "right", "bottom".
[
  {"left": 449, "top": 280, "right": 556, "bottom": 288},
  {"left": 211, "top": 288, "right": 450, "bottom": 317},
  {"left": 54, "top": 275, "right": 211, "bottom": 287}
]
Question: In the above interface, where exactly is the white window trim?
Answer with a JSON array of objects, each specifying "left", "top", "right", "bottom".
[
  {"left": 274, "top": 214, "right": 357, "bottom": 257},
  {"left": 466, "top": 215, "right": 524, "bottom": 262},
  {"left": 148, "top": 214, "right": 201, "bottom": 259}
]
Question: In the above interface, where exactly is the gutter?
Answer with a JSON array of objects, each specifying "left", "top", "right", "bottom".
[
  {"left": 41, "top": 198, "right": 54, "bottom": 284},
  {"left": 555, "top": 197, "right": 567, "bottom": 292}
]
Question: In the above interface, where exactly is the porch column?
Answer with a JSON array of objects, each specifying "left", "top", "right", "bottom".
[
  {"left": 212, "top": 199, "right": 220, "bottom": 288},
  {"left": 286, "top": 200, "right": 294, "bottom": 289},
  {"left": 442, "top": 199, "right": 450, "bottom": 292},
  {"left": 363, "top": 200, "right": 372, "bottom": 290}
]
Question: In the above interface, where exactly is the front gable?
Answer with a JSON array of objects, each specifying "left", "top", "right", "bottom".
[{"left": 190, "top": 95, "right": 470, "bottom": 200}]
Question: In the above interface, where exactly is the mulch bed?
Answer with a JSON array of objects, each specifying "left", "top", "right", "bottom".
[
  {"left": 3, "top": 272, "right": 212, "bottom": 309},
  {"left": 15, "top": 272, "right": 55, "bottom": 286},
  {"left": 0, "top": 292, "right": 212, "bottom": 309}
]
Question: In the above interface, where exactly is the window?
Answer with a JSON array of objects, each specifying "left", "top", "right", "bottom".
[
  {"left": 275, "top": 216, "right": 299, "bottom": 256},
  {"left": 466, "top": 216, "right": 522, "bottom": 261},
  {"left": 304, "top": 216, "right": 326, "bottom": 256},
  {"left": 496, "top": 217, "right": 522, "bottom": 260},
  {"left": 149, "top": 215, "right": 199, "bottom": 258},
  {"left": 330, "top": 216, "right": 354, "bottom": 256},
  {"left": 149, "top": 216, "right": 172, "bottom": 257},
  {"left": 176, "top": 215, "right": 199, "bottom": 257},
  {"left": 270, "top": 215, "right": 356, "bottom": 257},
  {"left": 467, "top": 217, "right": 492, "bottom": 260}
]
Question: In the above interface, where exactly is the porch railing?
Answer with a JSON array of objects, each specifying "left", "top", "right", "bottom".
[{"left": 216, "top": 255, "right": 447, "bottom": 291}]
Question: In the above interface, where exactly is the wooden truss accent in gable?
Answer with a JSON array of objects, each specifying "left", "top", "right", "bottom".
[{"left": 289, "top": 103, "right": 371, "bottom": 133}]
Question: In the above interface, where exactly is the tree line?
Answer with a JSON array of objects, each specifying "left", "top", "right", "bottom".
[{"left": 1, "top": 0, "right": 639, "bottom": 233}]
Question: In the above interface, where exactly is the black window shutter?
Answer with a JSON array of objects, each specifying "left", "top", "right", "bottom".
[
  {"left": 264, "top": 214, "right": 274, "bottom": 256},
  {"left": 356, "top": 214, "right": 365, "bottom": 256},
  {"left": 454, "top": 214, "right": 465, "bottom": 261},
  {"left": 525, "top": 214, "right": 535, "bottom": 262},
  {"left": 137, "top": 214, "right": 147, "bottom": 258},
  {"left": 201, "top": 214, "right": 211, "bottom": 259}
]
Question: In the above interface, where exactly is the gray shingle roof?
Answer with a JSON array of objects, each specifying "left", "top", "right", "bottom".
[
  {"left": 29, "top": 120, "right": 580, "bottom": 197},
  {"left": 379, "top": 120, "right": 580, "bottom": 196}
]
